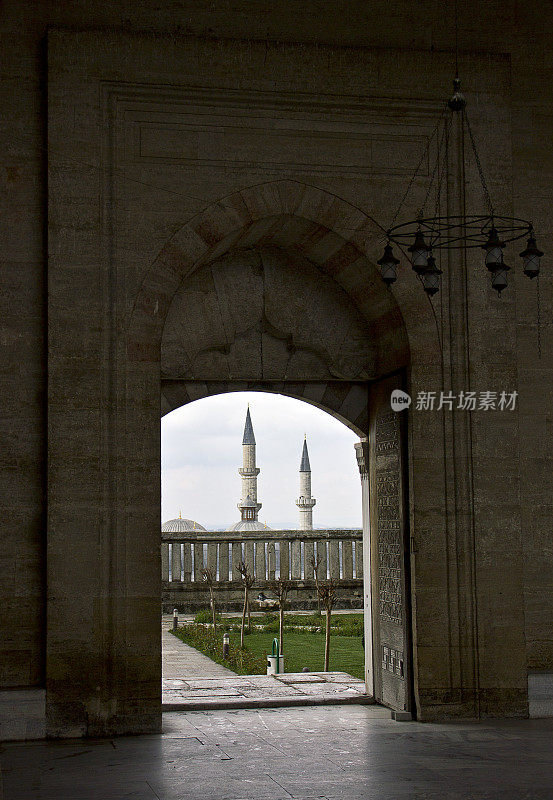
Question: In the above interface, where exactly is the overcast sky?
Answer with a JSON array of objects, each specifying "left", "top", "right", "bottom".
[{"left": 161, "top": 391, "right": 362, "bottom": 530}]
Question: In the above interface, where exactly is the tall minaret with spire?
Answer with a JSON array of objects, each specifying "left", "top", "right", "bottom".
[
  {"left": 228, "top": 406, "right": 270, "bottom": 531},
  {"left": 296, "top": 437, "right": 316, "bottom": 530}
]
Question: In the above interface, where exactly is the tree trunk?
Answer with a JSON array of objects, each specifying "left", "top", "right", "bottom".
[
  {"left": 247, "top": 597, "right": 251, "bottom": 632},
  {"left": 324, "top": 608, "right": 331, "bottom": 671},
  {"left": 241, "top": 587, "right": 247, "bottom": 648},
  {"left": 210, "top": 586, "right": 217, "bottom": 633},
  {"left": 315, "top": 575, "right": 321, "bottom": 616},
  {"left": 279, "top": 605, "right": 284, "bottom": 655}
]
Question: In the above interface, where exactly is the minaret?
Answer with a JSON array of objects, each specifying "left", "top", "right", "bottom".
[
  {"left": 237, "top": 406, "right": 262, "bottom": 524},
  {"left": 296, "top": 437, "right": 316, "bottom": 530}
]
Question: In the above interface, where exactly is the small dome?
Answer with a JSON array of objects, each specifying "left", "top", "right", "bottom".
[
  {"left": 227, "top": 520, "right": 272, "bottom": 532},
  {"left": 162, "top": 518, "right": 207, "bottom": 532}
]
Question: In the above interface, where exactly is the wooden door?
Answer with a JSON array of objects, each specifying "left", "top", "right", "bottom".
[{"left": 369, "top": 373, "right": 412, "bottom": 714}]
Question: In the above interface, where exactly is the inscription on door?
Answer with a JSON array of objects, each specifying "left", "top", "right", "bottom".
[
  {"left": 370, "top": 377, "right": 410, "bottom": 712},
  {"left": 376, "top": 412, "right": 403, "bottom": 625}
]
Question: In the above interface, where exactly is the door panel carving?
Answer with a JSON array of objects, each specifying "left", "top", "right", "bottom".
[{"left": 369, "top": 373, "right": 412, "bottom": 712}]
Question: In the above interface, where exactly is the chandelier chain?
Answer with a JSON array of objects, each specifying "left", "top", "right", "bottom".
[
  {"left": 389, "top": 104, "right": 449, "bottom": 231},
  {"left": 537, "top": 274, "right": 542, "bottom": 358},
  {"left": 464, "top": 109, "right": 495, "bottom": 216},
  {"left": 454, "top": 0, "right": 459, "bottom": 77},
  {"left": 420, "top": 115, "right": 451, "bottom": 218},
  {"left": 432, "top": 116, "right": 452, "bottom": 224},
  {"left": 379, "top": 76, "right": 543, "bottom": 307}
]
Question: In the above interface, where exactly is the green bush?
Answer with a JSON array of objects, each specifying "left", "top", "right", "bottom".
[
  {"left": 172, "top": 624, "right": 266, "bottom": 674},
  {"left": 194, "top": 609, "right": 221, "bottom": 624}
]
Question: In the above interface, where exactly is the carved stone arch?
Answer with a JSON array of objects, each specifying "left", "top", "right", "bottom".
[
  {"left": 126, "top": 180, "right": 442, "bottom": 382},
  {"left": 134, "top": 181, "right": 446, "bottom": 720}
]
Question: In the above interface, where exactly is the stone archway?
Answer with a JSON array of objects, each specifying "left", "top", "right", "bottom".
[
  {"left": 46, "top": 179, "right": 458, "bottom": 736},
  {"left": 150, "top": 195, "right": 428, "bottom": 716},
  {"left": 46, "top": 32, "right": 529, "bottom": 738},
  {"left": 121, "top": 180, "right": 446, "bottom": 722}
]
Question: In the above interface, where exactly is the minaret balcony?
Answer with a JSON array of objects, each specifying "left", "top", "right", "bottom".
[
  {"left": 296, "top": 497, "right": 316, "bottom": 509},
  {"left": 238, "top": 467, "right": 260, "bottom": 477}
]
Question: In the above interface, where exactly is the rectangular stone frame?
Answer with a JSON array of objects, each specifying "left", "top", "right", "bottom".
[{"left": 47, "top": 29, "right": 528, "bottom": 736}]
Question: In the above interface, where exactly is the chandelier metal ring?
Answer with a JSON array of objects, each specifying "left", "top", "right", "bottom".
[
  {"left": 376, "top": 78, "right": 544, "bottom": 300},
  {"left": 387, "top": 215, "right": 534, "bottom": 251}
]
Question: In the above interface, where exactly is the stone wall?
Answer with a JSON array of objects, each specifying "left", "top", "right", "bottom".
[
  {"left": 161, "top": 530, "right": 364, "bottom": 613},
  {"left": 0, "top": 0, "right": 552, "bottom": 733}
]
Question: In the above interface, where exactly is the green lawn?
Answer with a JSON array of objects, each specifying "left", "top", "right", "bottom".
[
  {"left": 230, "top": 630, "right": 365, "bottom": 679},
  {"left": 172, "top": 623, "right": 365, "bottom": 680}
]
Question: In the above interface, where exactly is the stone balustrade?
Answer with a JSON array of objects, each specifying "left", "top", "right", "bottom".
[{"left": 162, "top": 530, "right": 363, "bottom": 612}]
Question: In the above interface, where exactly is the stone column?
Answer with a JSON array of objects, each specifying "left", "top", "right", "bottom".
[{"left": 355, "top": 439, "right": 373, "bottom": 697}]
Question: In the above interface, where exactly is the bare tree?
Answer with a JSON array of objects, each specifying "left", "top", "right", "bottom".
[
  {"left": 270, "top": 578, "right": 292, "bottom": 656},
  {"left": 318, "top": 580, "right": 336, "bottom": 671},
  {"left": 201, "top": 567, "right": 217, "bottom": 633},
  {"left": 309, "top": 552, "right": 322, "bottom": 615},
  {"left": 235, "top": 559, "right": 255, "bottom": 648}
]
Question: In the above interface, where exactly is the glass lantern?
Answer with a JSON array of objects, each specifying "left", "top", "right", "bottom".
[
  {"left": 408, "top": 229, "right": 432, "bottom": 274},
  {"left": 421, "top": 255, "right": 443, "bottom": 297},
  {"left": 491, "top": 263, "right": 510, "bottom": 295},
  {"left": 377, "top": 243, "right": 400, "bottom": 286},
  {"left": 519, "top": 235, "right": 543, "bottom": 279},
  {"left": 481, "top": 226, "right": 505, "bottom": 270}
]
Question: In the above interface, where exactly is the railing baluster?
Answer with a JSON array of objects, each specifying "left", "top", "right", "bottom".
[
  {"left": 342, "top": 540, "right": 353, "bottom": 579},
  {"left": 267, "top": 542, "right": 276, "bottom": 580},
  {"left": 304, "top": 541, "right": 314, "bottom": 580},
  {"left": 316, "top": 540, "right": 327, "bottom": 582},
  {"left": 207, "top": 541, "right": 217, "bottom": 578},
  {"left": 194, "top": 542, "right": 203, "bottom": 582},
  {"left": 291, "top": 539, "right": 301, "bottom": 579},
  {"left": 329, "top": 540, "right": 340, "bottom": 580},
  {"left": 232, "top": 541, "right": 242, "bottom": 581},
  {"left": 172, "top": 541, "right": 182, "bottom": 583},
  {"left": 244, "top": 541, "right": 254, "bottom": 575},
  {"left": 219, "top": 540, "right": 229, "bottom": 582},
  {"left": 255, "top": 540, "right": 266, "bottom": 580},
  {"left": 355, "top": 539, "right": 363, "bottom": 578},
  {"left": 182, "top": 542, "right": 192, "bottom": 583},
  {"left": 280, "top": 540, "right": 290, "bottom": 579},
  {"left": 161, "top": 542, "right": 169, "bottom": 582}
]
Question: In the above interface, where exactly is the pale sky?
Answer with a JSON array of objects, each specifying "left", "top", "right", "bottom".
[{"left": 161, "top": 391, "right": 362, "bottom": 530}]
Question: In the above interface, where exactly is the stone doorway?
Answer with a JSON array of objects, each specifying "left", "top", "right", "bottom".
[
  {"left": 153, "top": 223, "right": 416, "bottom": 717},
  {"left": 160, "top": 389, "right": 370, "bottom": 709},
  {"left": 47, "top": 31, "right": 527, "bottom": 736}
]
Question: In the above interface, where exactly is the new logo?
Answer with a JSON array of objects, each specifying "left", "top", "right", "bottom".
[{"left": 390, "top": 389, "right": 412, "bottom": 412}]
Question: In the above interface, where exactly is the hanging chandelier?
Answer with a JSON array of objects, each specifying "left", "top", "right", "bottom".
[{"left": 377, "top": 78, "right": 544, "bottom": 298}]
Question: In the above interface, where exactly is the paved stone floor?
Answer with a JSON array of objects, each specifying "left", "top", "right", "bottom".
[
  {"left": 163, "top": 672, "right": 369, "bottom": 710},
  {"left": 2, "top": 706, "right": 553, "bottom": 799},
  {"left": 162, "top": 626, "right": 236, "bottom": 679},
  {"left": 162, "top": 625, "right": 367, "bottom": 710}
]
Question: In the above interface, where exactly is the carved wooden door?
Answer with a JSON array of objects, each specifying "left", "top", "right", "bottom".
[{"left": 369, "top": 373, "right": 412, "bottom": 714}]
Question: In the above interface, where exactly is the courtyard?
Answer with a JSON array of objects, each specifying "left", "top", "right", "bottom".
[{"left": 2, "top": 707, "right": 553, "bottom": 800}]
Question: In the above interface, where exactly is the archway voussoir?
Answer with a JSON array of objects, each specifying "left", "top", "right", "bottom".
[
  {"left": 274, "top": 180, "right": 306, "bottom": 215},
  {"left": 237, "top": 184, "right": 276, "bottom": 220},
  {"left": 295, "top": 184, "right": 336, "bottom": 225},
  {"left": 193, "top": 203, "right": 243, "bottom": 247},
  {"left": 349, "top": 219, "right": 384, "bottom": 254},
  {"left": 331, "top": 206, "right": 369, "bottom": 241},
  {"left": 218, "top": 192, "right": 253, "bottom": 228},
  {"left": 169, "top": 228, "right": 209, "bottom": 273},
  {"left": 258, "top": 181, "right": 289, "bottom": 217},
  {"left": 322, "top": 241, "right": 364, "bottom": 278},
  {"left": 300, "top": 229, "right": 345, "bottom": 265}
]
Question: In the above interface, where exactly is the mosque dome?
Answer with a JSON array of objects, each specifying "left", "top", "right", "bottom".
[
  {"left": 162, "top": 517, "right": 207, "bottom": 532},
  {"left": 227, "top": 520, "right": 272, "bottom": 532}
]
